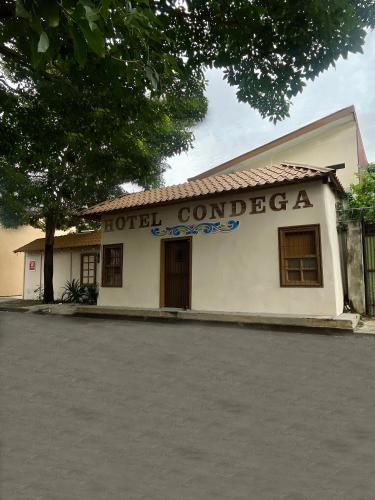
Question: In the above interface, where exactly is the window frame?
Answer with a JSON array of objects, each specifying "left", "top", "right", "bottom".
[
  {"left": 101, "top": 243, "right": 123, "bottom": 288},
  {"left": 80, "top": 253, "right": 97, "bottom": 286},
  {"left": 278, "top": 224, "right": 323, "bottom": 288}
]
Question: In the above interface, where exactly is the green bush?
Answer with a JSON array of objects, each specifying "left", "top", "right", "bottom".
[{"left": 339, "top": 164, "right": 375, "bottom": 224}]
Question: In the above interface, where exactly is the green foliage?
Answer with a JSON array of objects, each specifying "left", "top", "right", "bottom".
[
  {"left": 0, "top": 3, "right": 208, "bottom": 230},
  {"left": 33, "top": 285, "right": 44, "bottom": 301},
  {"left": 0, "top": 1, "right": 208, "bottom": 302},
  {"left": 61, "top": 278, "right": 98, "bottom": 304},
  {"left": 61, "top": 279, "right": 84, "bottom": 303},
  {"left": 84, "top": 283, "right": 99, "bottom": 304},
  {"left": 1, "top": 0, "right": 373, "bottom": 121},
  {"left": 342, "top": 165, "right": 375, "bottom": 222}
]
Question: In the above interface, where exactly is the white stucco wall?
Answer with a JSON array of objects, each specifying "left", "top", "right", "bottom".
[
  {"left": 23, "top": 249, "right": 98, "bottom": 300},
  {"left": 98, "top": 181, "right": 344, "bottom": 316},
  {"left": 24, "top": 252, "right": 43, "bottom": 300},
  {"left": 223, "top": 120, "right": 359, "bottom": 189},
  {"left": 53, "top": 251, "right": 75, "bottom": 299}
]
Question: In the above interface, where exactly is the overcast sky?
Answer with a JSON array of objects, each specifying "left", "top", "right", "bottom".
[{"left": 164, "top": 30, "right": 375, "bottom": 186}]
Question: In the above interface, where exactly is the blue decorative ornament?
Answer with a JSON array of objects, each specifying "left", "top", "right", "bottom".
[{"left": 151, "top": 220, "right": 239, "bottom": 237}]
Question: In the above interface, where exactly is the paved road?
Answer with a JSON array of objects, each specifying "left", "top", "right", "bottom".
[{"left": 1, "top": 312, "right": 375, "bottom": 500}]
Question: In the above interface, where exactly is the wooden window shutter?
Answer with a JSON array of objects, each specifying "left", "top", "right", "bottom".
[{"left": 279, "top": 225, "right": 323, "bottom": 287}]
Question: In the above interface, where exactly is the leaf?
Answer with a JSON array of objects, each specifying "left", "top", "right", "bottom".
[
  {"left": 145, "top": 65, "right": 159, "bottom": 90},
  {"left": 72, "top": 3, "right": 86, "bottom": 22},
  {"left": 37, "top": 32, "right": 49, "bottom": 53},
  {"left": 30, "top": 15, "right": 43, "bottom": 35},
  {"left": 79, "top": 0, "right": 100, "bottom": 30},
  {"left": 70, "top": 26, "right": 87, "bottom": 66},
  {"left": 79, "top": 21, "right": 105, "bottom": 57},
  {"left": 100, "top": 0, "right": 112, "bottom": 18},
  {"left": 30, "top": 33, "right": 43, "bottom": 67},
  {"left": 15, "top": 0, "right": 31, "bottom": 19},
  {"left": 44, "top": 2, "right": 60, "bottom": 27},
  {"left": 85, "top": 8, "right": 99, "bottom": 30}
]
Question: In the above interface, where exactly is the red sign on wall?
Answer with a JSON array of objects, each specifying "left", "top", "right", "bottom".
[{"left": 29, "top": 260, "right": 36, "bottom": 271}]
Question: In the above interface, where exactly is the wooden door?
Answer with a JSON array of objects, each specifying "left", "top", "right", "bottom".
[{"left": 163, "top": 239, "right": 191, "bottom": 309}]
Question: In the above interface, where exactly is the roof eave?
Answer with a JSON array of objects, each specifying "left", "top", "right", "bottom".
[
  {"left": 328, "top": 172, "right": 345, "bottom": 193},
  {"left": 83, "top": 174, "right": 330, "bottom": 219},
  {"left": 15, "top": 243, "right": 101, "bottom": 253}
]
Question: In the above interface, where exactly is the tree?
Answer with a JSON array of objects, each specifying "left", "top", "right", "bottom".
[
  {"left": 0, "top": 1, "right": 374, "bottom": 302},
  {"left": 1, "top": 1, "right": 374, "bottom": 120},
  {"left": 341, "top": 165, "right": 375, "bottom": 222},
  {"left": 0, "top": 2, "right": 207, "bottom": 302}
]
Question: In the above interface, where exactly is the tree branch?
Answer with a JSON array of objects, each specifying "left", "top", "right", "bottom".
[
  {"left": 0, "top": 44, "right": 29, "bottom": 68},
  {"left": 0, "top": 76, "right": 26, "bottom": 96},
  {"left": 0, "top": 44, "right": 80, "bottom": 94}
]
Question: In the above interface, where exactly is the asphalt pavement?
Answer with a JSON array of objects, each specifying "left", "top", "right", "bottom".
[{"left": 1, "top": 311, "right": 375, "bottom": 500}]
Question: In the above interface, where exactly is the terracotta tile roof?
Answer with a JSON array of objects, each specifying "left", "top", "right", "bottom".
[
  {"left": 83, "top": 162, "right": 341, "bottom": 218},
  {"left": 14, "top": 231, "right": 101, "bottom": 253}
]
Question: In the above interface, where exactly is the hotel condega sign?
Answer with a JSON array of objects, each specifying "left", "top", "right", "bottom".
[{"left": 102, "top": 190, "right": 313, "bottom": 237}]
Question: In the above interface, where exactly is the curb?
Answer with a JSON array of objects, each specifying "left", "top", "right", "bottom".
[
  {"left": 1, "top": 305, "right": 366, "bottom": 335},
  {"left": 72, "top": 311, "right": 355, "bottom": 335},
  {"left": 73, "top": 306, "right": 359, "bottom": 334}
]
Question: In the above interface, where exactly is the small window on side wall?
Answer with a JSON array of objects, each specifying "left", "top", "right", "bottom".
[
  {"left": 279, "top": 225, "right": 323, "bottom": 287},
  {"left": 102, "top": 244, "right": 123, "bottom": 287}
]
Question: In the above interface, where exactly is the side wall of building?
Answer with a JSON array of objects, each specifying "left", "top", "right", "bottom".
[
  {"left": 226, "top": 121, "right": 359, "bottom": 189},
  {"left": 98, "top": 181, "right": 344, "bottom": 316},
  {"left": 0, "top": 226, "right": 44, "bottom": 297},
  {"left": 24, "top": 250, "right": 84, "bottom": 300}
]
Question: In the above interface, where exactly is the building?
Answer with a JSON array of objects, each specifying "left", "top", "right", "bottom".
[
  {"left": 189, "top": 105, "right": 367, "bottom": 188},
  {"left": 0, "top": 225, "right": 44, "bottom": 297},
  {"left": 82, "top": 163, "right": 344, "bottom": 316},
  {"left": 15, "top": 231, "right": 100, "bottom": 300},
  {"left": 16, "top": 106, "right": 368, "bottom": 316}
]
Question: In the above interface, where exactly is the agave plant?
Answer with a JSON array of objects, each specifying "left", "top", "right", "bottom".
[
  {"left": 62, "top": 279, "right": 99, "bottom": 304},
  {"left": 61, "top": 279, "right": 85, "bottom": 303}
]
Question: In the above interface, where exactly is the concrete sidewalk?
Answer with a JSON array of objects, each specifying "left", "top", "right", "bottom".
[
  {"left": 355, "top": 318, "right": 375, "bottom": 335},
  {"left": 5, "top": 302, "right": 360, "bottom": 333},
  {"left": 0, "top": 295, "right": 22, "bottom": 303}
]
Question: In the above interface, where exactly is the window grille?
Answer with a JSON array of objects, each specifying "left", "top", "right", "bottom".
[{"left": 102, "top": 244, "right": 123, "bottom": 287}]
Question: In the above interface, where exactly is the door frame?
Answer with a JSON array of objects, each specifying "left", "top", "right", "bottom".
[{"left": 160, "top": 237, "right": 192, "bottom": 309}]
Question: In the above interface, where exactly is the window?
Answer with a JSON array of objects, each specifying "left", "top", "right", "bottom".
[
  {"left": 279, "top": 225, "right": 323, "bottom": 287},
  {"left": 81, "top": 254, "right": 97, "bottom": 285},
  {"left": 102, "top": 244, "right": 123, "bottom": 287}
]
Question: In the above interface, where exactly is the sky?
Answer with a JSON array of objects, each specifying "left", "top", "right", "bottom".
[{"left": 164, "top": 30, "right": 375, "bottom": 187}]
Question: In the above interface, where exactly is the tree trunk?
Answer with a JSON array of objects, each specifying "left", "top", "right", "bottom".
[{"left": 43, "top": 213, "right": 56, "bottom": 304}]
